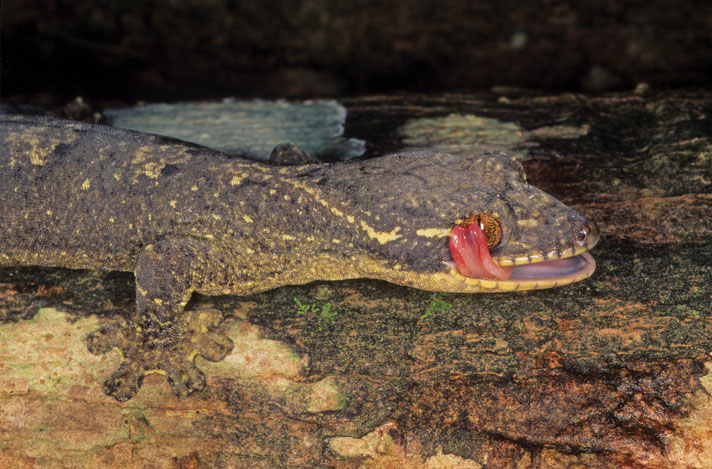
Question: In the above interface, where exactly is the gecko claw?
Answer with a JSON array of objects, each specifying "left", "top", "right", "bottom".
[{"left": 87, "top": 309, "right": 234, "bottom": 401}]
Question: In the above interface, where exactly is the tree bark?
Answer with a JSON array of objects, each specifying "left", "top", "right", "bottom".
[{"left": 2, "top": 90, "right": 711, "bottom": 468}]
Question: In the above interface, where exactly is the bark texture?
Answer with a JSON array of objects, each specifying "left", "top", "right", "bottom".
[{"left": 1, "top": 90, "right": 711, "bottom": 468}]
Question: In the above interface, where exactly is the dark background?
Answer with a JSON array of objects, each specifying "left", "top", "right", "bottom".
[{"left": 2, "top": 0, "right": 711, "bottom": 103}]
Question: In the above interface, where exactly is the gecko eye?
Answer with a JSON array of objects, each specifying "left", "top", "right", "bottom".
[{"left": 458, "top": 213, "right": 503, "bottom": 249}]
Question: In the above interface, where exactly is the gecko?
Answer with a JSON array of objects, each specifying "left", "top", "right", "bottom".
[{"left": 0, "top": 114, "right": 599, "bottom": 400}]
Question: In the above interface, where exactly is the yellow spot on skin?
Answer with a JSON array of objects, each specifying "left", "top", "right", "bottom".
[
  {"left": 359, "top": 221, "right": 402, "bottom": 244},
  {"left": 142, "top": 162, "right": 164, "bottom": 179},
  {"left": 191, "top": 185, "right": 198, "bottom": 191},
  {"left": 230, "top": 173, "right": 247, "bottom": 186},
  {"left": 212, "top": 214, "right": 222, "bottom": 220},
  {"left": 517, "top": 219, "right": 538, "bottom": 228},
  {"left": 416, "top": 227, "right": 450, "bottom": 238},
  {"left": 243, "top": 215, "right": 254, "bottom": 223},
  {"left": 46, "top": 210, "right": 53, "bottom": 216},
  {"left": 154, "top": 298, "right": 163, "bottom": 306},
  {"left": 283, "top": 177, "right": 401, "bottom": 244},
  {"left": 109, "top": 217, "right": 115, "bottom": 223},
  {"left": 269, "top": 189, "right": 277, "bottom": 195},
  {"left": 81, "top": 179, "right": 91, "bottom": 190},
  {"left": 332, "top": 239, "right": 341, "bottom": 244},
  {"left": 11, "top": 135, "right": 58, "bottom": 165},
  {"left": 282, "top": 234, "right": 296, "bottom": 241},
  {"left": 170, "top": 200, "right": 177, "bottom": 208},
  {"left": 284, "top": 194, "right": 291, "bottom": 201},
  {"left": 131, "top": 145, "right": 152, "bottom": 164}
]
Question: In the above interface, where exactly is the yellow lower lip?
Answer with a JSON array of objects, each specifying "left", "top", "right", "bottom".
[
  {"left": 471, "top": 251, "right": 596, "bottom": 291},
  {"left": 352, "top": 249, "right": 596, "bottom": 293},
  {"left": 358, "top": 251, "right": 595, "bottom": 293}
]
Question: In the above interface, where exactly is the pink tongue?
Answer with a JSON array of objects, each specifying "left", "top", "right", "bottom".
[{"left": 449, "top": 224, "right": 513, "bottom": 280}]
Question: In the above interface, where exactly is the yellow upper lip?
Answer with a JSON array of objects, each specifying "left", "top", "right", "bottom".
[{"left": 493, "top": 220, "right": 600, "bottom": 267}]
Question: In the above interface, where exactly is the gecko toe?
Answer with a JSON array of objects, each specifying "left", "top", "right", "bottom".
[
  {"left": 189, "top": 309, "right": 224, "bottom": 329},
  {"left": 86, "top": 321, "right": 128, "bottom": 355},
  {"left": 104, "top": 361, "right": 144, "bottom": 402},
  {"left": 194, "top": 332, "right": 234, "bottom": 361},
  {"left": 166, "top": 363, "right": 206, "bottom": 398},
  {"left": 186, "top": 308, "right": 234, "bottom": 361}
]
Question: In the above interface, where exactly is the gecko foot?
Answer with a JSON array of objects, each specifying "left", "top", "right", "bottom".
[{"left": 86, "top": 309, "right": 234, "bottom": 401}]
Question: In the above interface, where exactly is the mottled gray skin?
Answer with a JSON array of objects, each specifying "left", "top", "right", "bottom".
[{"left": 0, "top": 114, "right": 597, "bottom": 400}]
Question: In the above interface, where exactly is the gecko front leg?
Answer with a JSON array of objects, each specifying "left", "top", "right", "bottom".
[{"left": 87, "top": 236, "right": 235, "bottom": 401}]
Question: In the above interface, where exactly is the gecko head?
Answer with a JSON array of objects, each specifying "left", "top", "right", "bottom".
[{"left": 344, "top": 151, "right": 599, "bottom": 293}]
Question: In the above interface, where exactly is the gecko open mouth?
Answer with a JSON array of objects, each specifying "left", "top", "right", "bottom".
[{"left": 449, "top": 223, "right": 597, "bottom": 284}]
